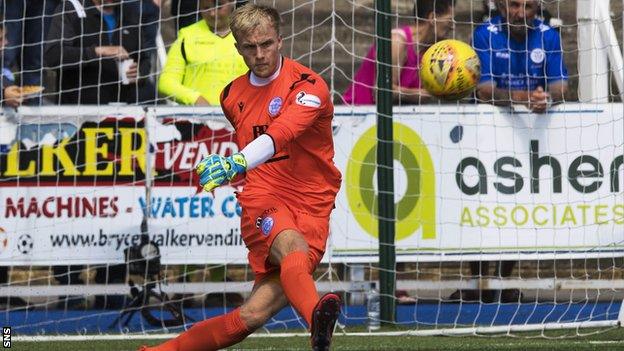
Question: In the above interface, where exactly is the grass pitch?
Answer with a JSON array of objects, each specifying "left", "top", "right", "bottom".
[{"left": 10, "top": 329, "right": 624, "bottom": 351}]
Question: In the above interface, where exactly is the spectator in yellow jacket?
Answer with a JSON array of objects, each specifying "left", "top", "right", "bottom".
[{"left": 158, "top": 0, "right": 247, "bottom": 105}]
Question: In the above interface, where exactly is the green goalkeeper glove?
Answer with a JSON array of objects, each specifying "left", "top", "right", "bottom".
[{"left": 195, "top": 153, "right": 247, "bottom": 192}]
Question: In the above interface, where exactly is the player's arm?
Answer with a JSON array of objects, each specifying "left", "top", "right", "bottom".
[
  {"left": 195, "top": 82, "right": 276, "bottom": 192},
  {"left": 158, "top": 35, "right": 204, "bottom": 105},
  {"left": 264, "top": 80, "right": 330, "bottom": 153},
  {"left": 194, "top": 134, "right": 274, "bottom": 192},
  {"left": 195, "top": 79, "right": 330, "bottom": 192}
]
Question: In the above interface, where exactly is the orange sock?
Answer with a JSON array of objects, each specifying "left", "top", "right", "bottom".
[
  {"left": 141, "top": 308, "right": 251, "bottom": 351},
  {"left": 280, "top": 251, "right": 319, "bottom": 326}
]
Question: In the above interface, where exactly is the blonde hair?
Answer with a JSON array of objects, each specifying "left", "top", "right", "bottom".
[{"left": 230, "top": 4, "right": 281, "bottom": 41}]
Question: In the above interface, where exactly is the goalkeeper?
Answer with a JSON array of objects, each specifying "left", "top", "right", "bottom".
[{"left": 141, "top": 4, "right": 342, "bottom": 351}]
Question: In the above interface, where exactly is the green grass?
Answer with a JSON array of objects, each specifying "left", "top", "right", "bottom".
[{"left": 9, "top": 329, "right": 624, "bottom": 351}]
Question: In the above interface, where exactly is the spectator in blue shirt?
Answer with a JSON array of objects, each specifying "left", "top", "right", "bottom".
[
  {"left": 472, "top": 0, "right": 568, "bottom": 113},
  {"left": 450, "top": 0, "right": 570, "bottom": 304}
]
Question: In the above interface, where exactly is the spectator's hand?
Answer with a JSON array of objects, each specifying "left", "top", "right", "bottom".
[
  {"left": 95, "top": 46, "right": 130, "bottom": 60},
  {"left": 3, "top": 86, "right": 24, "bottom": 108},
  {"left": 195, "top": 96, "right": 210, "bottom": 106},
  {"left": 152, "top": 0, "right": 161, "bottom": 7},
  {"left": 528, "top": 86, "right": 550, "bottom": 114},
  {"left": 510, "top": 90, "right": 529, "bottom": 105},
  {"left": 126, "top": 62, "right": 138, "bottom": 83}
]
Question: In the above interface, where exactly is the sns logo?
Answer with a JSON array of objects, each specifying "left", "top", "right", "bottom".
[
  {"left": 3, "top": 326, "right": 10, "bottom": 348},
  {"left": 346, "top": 123, "right": 436, "bottom": 240}
]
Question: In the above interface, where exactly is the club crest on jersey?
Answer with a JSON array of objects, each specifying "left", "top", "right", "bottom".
[
  {"left": 295, "top": 91, "right": 321, "bottom": 108},
  {"left": 261, "top": 217, "right": 274, "bottom": 236},
  {"left": 268, "top": 97, "right": 283, "bottom": 116},
  {"left": 530, "top": 48, "right": 545, "bottom": 63}
]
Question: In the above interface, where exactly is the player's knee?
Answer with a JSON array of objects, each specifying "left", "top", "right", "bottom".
[{"left": 239, "top": 304, "right": 272, "bottom": 330}]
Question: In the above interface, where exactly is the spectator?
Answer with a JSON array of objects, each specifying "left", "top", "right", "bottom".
[
  {"left": 44, "top": 0, "right": 156, "bottom": 105},
  {"left": 125, "top": 0, "right": 160, "bottom": 58},
  {"left": 0, "top": 23, "right": 46, "bottom": 309},
  {"left": 450, "top": 0, "right": 569, "bottom": 303},
  {"left": 158, "top": 0, "right": 247, "bottom": 106},
  {"left": 0, "top": 24, "right": 26, "bottom": 108},
  {"left": 170, "top": 0, "right": 248, "bottom": 32},
  {"left": 134, "top": 0, "right": 160, "bottom": 50},
  {"left": 342, "top": 0, "right": 454, "bottom": 105},
  {"left": 473, "top": 0, "right": 568, "bottom": 113},
  {"left": 481, "top": 0, "right": 561, "bottom": 30},
  {"left": 0, "top": 20, "right": 28, "bottom": 301},
  {"left": 124, "top": 0, "right": 161, "bottom": 87},
  {"left": 45, "top": 0, "right": 159, "bottom": 307},
  {"left": 2, "top": 0, "right": 60, "bottom": 104}
]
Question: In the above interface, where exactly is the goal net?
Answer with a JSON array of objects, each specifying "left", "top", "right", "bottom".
[{"left": 0, "top": 0, "right": 623, "bottom": 341}]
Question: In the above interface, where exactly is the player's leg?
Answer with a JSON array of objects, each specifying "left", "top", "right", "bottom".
[
  {"left": 139, "top": 272, "right": 288, "bottom": 351},
  {"left": 239, "top": 272, "right": 289, "bottom": 329},
  {"left": 240, "top": 195, "right": 341, "bottom": 348},
  {"left": 269, "top": 228, "right": 342, "bottom": 351},
  {"left": 310, "top": 291, "right": 342, "bottom": 351},
  {"left": 269, "top": 229, "right": 319, "bottom": 326}
]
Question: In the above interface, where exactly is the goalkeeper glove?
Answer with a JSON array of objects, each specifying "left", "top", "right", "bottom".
[{"left": 195, "top": 153, "right": 247, "bottom": 192}]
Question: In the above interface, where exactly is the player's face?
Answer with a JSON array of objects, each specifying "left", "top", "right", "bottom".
[
  {"left": 235, "top": 22, "right": 282, "bottom": 78},
  {"left": 499, "top": 0, "right": 539, "bottom": 36}
]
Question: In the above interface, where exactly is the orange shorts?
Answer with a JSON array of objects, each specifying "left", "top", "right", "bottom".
[{"left": 239, "top": 194, "right": 329, "bottom": 284}]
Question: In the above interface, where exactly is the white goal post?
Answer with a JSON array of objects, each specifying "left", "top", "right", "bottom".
[{"left": 577, "top": 0, "right": 624, "bottom": 101}]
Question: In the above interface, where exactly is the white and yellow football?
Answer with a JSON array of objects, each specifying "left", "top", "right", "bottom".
[{"left": 420, "top": 39, "right": 481, "bottom": 100}]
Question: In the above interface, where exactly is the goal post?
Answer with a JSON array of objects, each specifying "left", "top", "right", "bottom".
[
  {"left": 577, "top": 0, "right": 624, "bottom": 101},
  {"left": 375, "top": 0, "right": 397, "bottom": 325}
]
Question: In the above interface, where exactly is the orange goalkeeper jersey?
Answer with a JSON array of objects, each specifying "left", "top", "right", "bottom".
[{"left": 220, "top": 57, "right": 341, "bottom": 216}]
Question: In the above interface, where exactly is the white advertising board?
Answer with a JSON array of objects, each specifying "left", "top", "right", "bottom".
[
  {"left": 330, "top": 104, "right": 624, "bottom": 262},
  {"left": 0, "top": 104, "right": 621, "bottom": 264}
]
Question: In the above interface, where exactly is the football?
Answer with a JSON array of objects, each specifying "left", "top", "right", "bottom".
[
  {"left": 420, "top": 39, "right": 481, "bottom": 100},
  {"left": 17, "top": 234, "right": 33, "bottom": 255}
]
